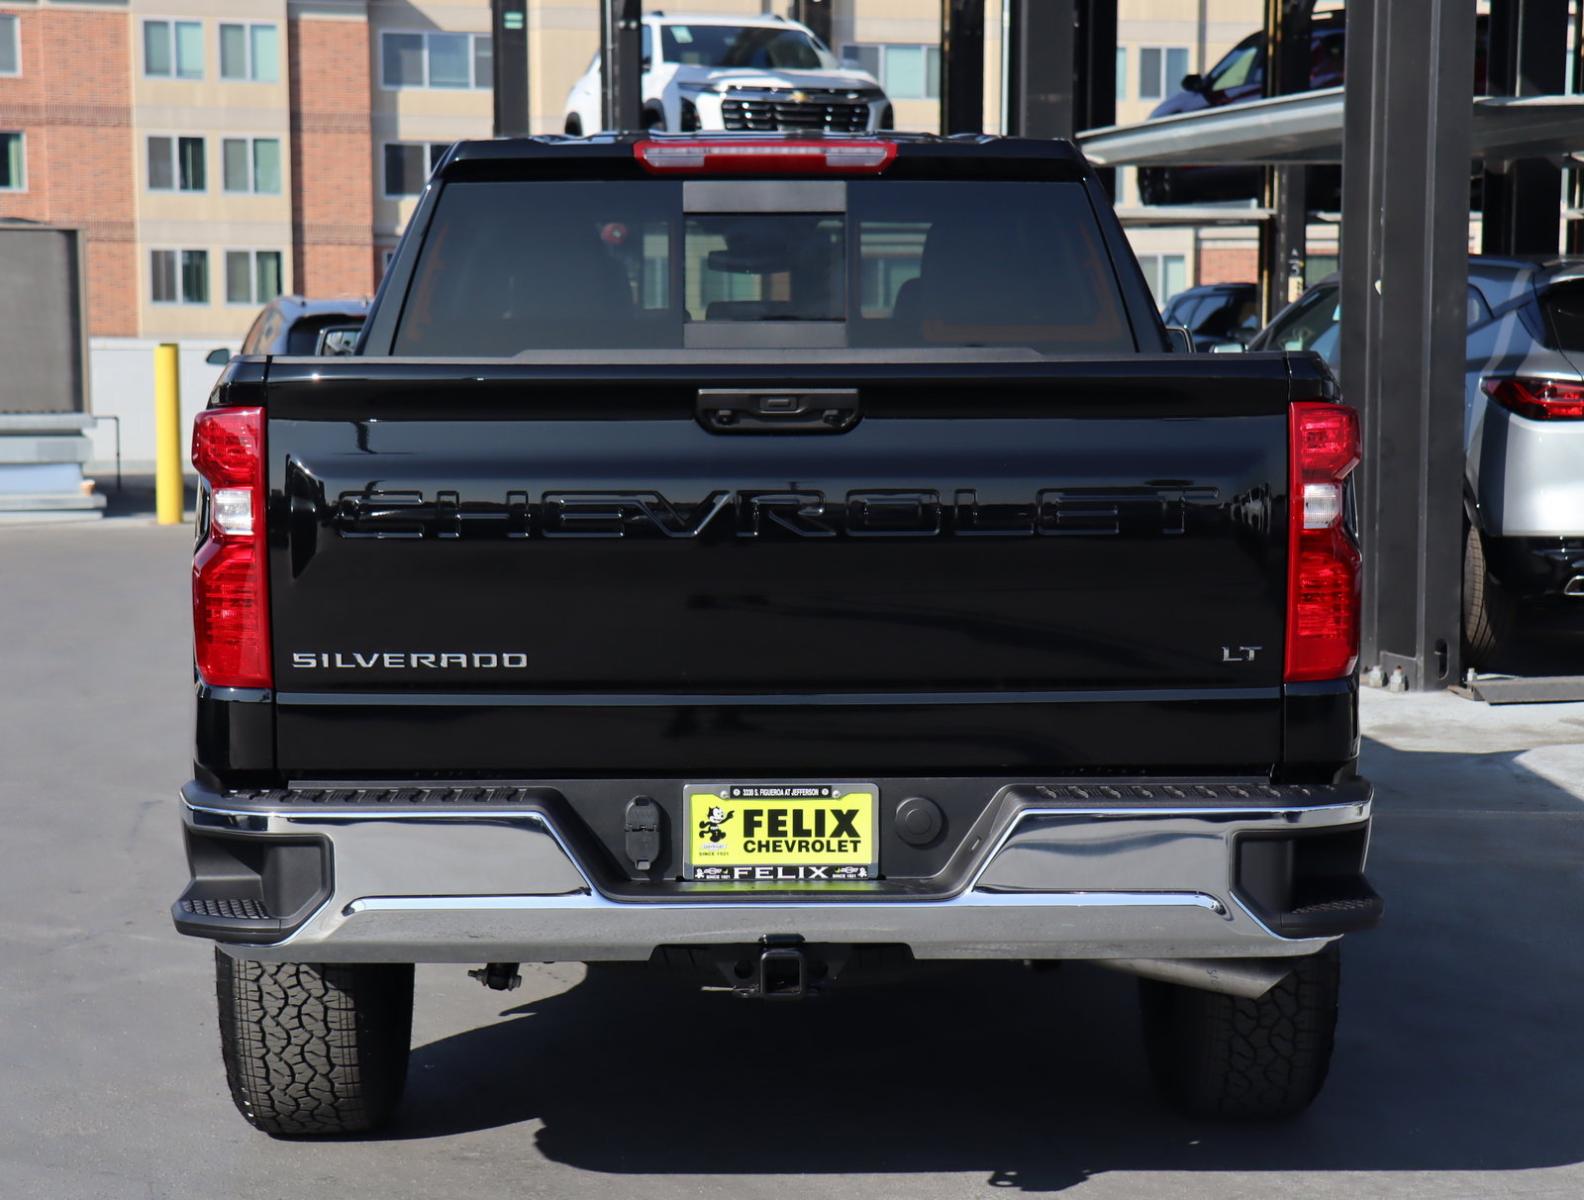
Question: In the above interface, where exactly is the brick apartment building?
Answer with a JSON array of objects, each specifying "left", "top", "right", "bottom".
[
  {"left": 0, "top": 0, "right": 493, "bottom": 342},
  {"left": 0, "top": 0, "right": 1279, "bottom": 344}
]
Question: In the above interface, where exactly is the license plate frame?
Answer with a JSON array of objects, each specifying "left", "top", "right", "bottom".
[{"left": 683, "top": 782, "right": 879, "bottom": 882}]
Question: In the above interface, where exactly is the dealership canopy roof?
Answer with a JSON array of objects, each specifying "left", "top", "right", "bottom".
[
  {"left": 1078, "top": 87, "right": 1584, "bottom": 167},
  {"left": 1112, "top": 204, "right": 1275, "bottom": 226}
]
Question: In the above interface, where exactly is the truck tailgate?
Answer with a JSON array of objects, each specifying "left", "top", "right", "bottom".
[{"left": 263, "top": 355, "right": 1298, "bottom": 776}]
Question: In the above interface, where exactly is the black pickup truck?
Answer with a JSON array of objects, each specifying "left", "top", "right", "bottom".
[{"left": 175, "top": 132, "right": 1378, "bottom": 1135}]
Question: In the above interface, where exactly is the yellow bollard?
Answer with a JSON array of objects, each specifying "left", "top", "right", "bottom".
[{"left": 154, "top": 342, "right": 182, "bottom": 525}]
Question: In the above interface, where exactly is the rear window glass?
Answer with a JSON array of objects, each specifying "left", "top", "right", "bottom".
[
  {"left": 389, "top": 179, "right": 1135, "bottom": 356},
  {"left": 286, "top": 314, "right": 364, "bottom": 356},
  {"left": 1194, "top": 293, "right": 1259, "bottom": 339},
  {"left": 686, "top": 213, "right": 846, "bottom": 322},
  {"left": 1541, "top": 281, "right": 1584, "bottom": 352},
  {"left": 1163, "top": 295, "right": 1205, "bottom": 327},
  {"left": 1264, "top": 285, "right": 1339, "bottom": 365}
]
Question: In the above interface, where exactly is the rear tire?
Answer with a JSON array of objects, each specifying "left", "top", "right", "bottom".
[
  {"left": 1140, "top": 945, "right": 1340, "bottom": 1119},
  {"left": 1463, "top": 523, "right": 1516, "bottom": 669},
  {"left": 564, "top": 115, "right": 583, "bottom": 136},
  {"left": 215, "top": 949, "right": 414, "bottom": 1136}
]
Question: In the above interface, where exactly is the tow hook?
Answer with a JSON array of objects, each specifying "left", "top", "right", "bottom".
[
  {"left": 468, "top": 962, "right": 522, "bottom": 991},
  {"left": 758, "top": 936, "right": 808, "bottom": 1000},
  {"left": 674, "top": 939, "right": 853, "bottom": 998}
]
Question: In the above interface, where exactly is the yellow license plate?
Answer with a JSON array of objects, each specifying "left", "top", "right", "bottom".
[{"left": 684, "top": 783, "right": 878, "bottom": 882}]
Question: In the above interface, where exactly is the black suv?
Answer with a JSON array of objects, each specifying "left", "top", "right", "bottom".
[{"left": 1161, "top": 282, "right": 1261, "bottom": 351}]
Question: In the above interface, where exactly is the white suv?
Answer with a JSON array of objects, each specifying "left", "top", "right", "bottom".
[{"left": 564, "top": 12, "right": 891, "bottom": 136}]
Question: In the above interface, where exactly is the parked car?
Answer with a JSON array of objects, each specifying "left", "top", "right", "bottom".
[
  {"left": 563, "top": 12, "right": 890, "bottom": 135},
  {"left": 176, "top": 131, "right": 1379, "bottom": 1135},
  {"left": 207, "top": 296, "right": 369, "bottom": 366},
  {"left": 1136, "top": 11, "right": 1344, "bottom": 208},
  {"left": 1246, "top": 258, "right": 1584, "bottom": 666},
  {"left": 1161, "top": 282, "right": 1261, "bottom": 351},
  {"left": 1135, "top": 6, "right": 1485, "bottom": 209}
]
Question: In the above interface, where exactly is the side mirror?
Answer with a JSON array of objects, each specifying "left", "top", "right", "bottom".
[
  {"left": 1180, "top": 73, "right": 1205, "bottom": 93},
  {"left": 1165, "top": 325, "right": 1195, "bottom": 354},
  {"left": 1210, "top": 341, "right": 1247, "bottom": 354},
  {"left": 312, "top": 324, "right": 359, "bottom": 357},
  {"left": 315, "top": 325, "right": 362, "bottom": 356},
  {"left": 205, "top": 348, "right": 231, "bottom": 366}
]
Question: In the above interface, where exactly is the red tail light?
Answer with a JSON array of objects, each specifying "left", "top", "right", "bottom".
[
  {"left": 192, "top": 407, "right": 271, "bottom": 688},
  {"left": 1482, "top": 376, "right": 1584, "bottom": 420},
  {"left": 1285, "top": 401, "right": 1361, "bottom": 683},
  {"left": 634, "top": 139, "right": 896, "bottom": 175}
]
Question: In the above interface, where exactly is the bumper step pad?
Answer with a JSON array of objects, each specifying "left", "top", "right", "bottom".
[
  {"left": 180, "top": 897, "right": 271, "bottom": 921},
  {"left": 174, "top": 886, "right": 292, "bottom": 941},
  {"left": 1279, "top": 877, "right": 1385, "bottom": 937},
  {"left": 226, "top": 786, "right": 544, "bottom": 807}
]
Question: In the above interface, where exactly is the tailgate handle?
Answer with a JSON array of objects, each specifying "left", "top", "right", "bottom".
[{"left": 697, "top": 388, "right": 861, "bottom": 434}]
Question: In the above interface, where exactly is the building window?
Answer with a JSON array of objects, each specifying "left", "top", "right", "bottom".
[
  {"left": 1137, "top": 253, "right": 1188, "bottom": 307},
  {"left": 1139, "top": 46, "right": 1191, "bottom": 100},
  {"left": 1114, "top": 47, "right": 1127, "bottom": 100},
  {"left": 144, "top": 20, "right": 203, "bottom": 80},
  {"left": 222, "top": 137, "right": 282, "bottom": 194},
  {"left": 841, "top": 43, "right": 940, "bottom": 100},
  {"left": 225, "top": 250, "right": 284, "bottom": 305},
  {"left": 474, "top": 36, "right": 493, "bottom": 88},
  {"left": 151, "top": 249, "right": 209, "bottom": 305},
  {"left": 0, "top": 132, "right": 23, "bottom": 191},
  {"left": 219, "top": 23, "right": 279, "bottom": 83},
  {"left": 381, "top": 31, "right": 492, "bottom": 89},
  {"left": 383, "top": 142, "right": 450, "bottom": 197},
  {"left": 0, "top": 14, "right": 19, "bottom": 77},
  {"left": 147, "top": 136, "right": 206, "bottom": 192}
]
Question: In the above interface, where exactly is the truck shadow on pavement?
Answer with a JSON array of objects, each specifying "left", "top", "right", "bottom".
[{"left": 393, "top": 736, "right": 1584, "bottom": 1192}]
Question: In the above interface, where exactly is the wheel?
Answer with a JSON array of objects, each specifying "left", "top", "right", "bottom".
[
  {"left": 1463, "top": 523, "right": 1516, "bottom": 669},
  {"left": 564, "top": 115, "right": 583, "bottom": 136},
  {"left": 641, "top": 107, "right": 666, "bottom": 131},
  {"left": 1140, "top": 944, "right": 1340, "bottom": 1119},
  {"left": 214, "top": 949, "right": 414, "bottom": 1136}
]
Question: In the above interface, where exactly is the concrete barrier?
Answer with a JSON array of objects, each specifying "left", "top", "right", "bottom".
[
  {"left": 84, "top": 338, "right": 232, "bottom": 478},
  {"left": 0, "top": 413, "right": 106, "bottom": 521}
]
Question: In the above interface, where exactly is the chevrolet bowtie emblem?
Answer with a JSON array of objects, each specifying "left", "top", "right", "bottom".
[{"left": 791, "top": 90, "right": 807, "bottom": 103}]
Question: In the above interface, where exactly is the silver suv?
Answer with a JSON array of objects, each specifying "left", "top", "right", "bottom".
[{"left": 1249, "top": 258, "right": 1584, "bottom": 666}]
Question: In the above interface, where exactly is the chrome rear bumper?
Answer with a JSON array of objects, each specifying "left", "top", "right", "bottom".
[{"left": 176, "top": 780, "right": 1375, "bottom": 964}]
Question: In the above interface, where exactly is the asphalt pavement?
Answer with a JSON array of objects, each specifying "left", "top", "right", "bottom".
[{"left": 2, "top": 517, "right": 1582, "bottom": 1199}]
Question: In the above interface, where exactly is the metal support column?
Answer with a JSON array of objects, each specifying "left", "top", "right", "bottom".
[
  {"left": 1570, "top": 1, "right": 1584, "bottom": 255},
  {"left": 1340, "top": 0, "right": 1478, "bottom": 690},
  {"left": 1481, "top": 0, "right": 1568, "bottom": 254},
  {"left": 1006, "top": 0, "right": 1075, "bottom": 139},
  {"left": 792, "top": 0, "right": 833, "bottom": 48},
  {"left": 1261, "top": 168, "right": 1308, "bottom": 318},
  {"left": 1259, "top": 1, "right": 1315, "bottom": 322},
  {"left": 600, "top": 0, "right": 643, "bottom": 133},
  {"left": 1072, "top": 0, "right": 1116, "bottom": 195},
  {"left": 940, "top": 0, "right": 985, "bottom": 135},
  {"left": 490, "top": 0, "right": 529, "bottom": 137}
]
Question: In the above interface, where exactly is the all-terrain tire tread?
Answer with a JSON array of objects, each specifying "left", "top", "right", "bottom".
[
  {"left": 214, "top": 949, "right": 413, "bottom": 1136},
  {"left": 1141, "top": 945, "right": 1340, "bottom": 1120}
]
